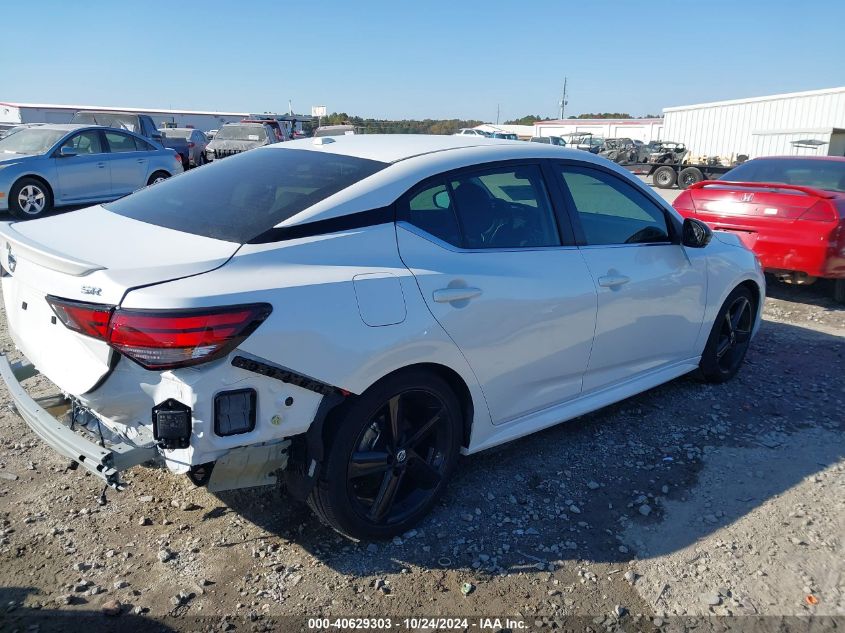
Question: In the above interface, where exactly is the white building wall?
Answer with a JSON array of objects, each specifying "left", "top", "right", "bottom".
[{"left": 662, "top": 87, "right": 845, "bottom": 158}]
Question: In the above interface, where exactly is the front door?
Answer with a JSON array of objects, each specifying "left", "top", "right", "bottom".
[
  {"left": 553, "top": 163, "right": 707, "bottom": 392},
  {"left": 397, "top": 163, "right": 598, "bottom": 425},
  {"left": 54, "top": 130, "right": 111, "bottom": 202}
]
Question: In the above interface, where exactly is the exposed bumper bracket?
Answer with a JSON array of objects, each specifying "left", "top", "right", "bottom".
[{"left": 0, "top": 355, "right": 157, "bottom": 488}]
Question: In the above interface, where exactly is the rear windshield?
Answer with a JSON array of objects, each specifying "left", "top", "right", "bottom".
[
  {"left": 160, "top": 129, "right": 191, "bottom": 139},
  {"left": 216, "top": 125, "right": 267, "bottom": 141},
  {"left": 104, "top": 148, "right": 389, "bottom": 242},
  {"left": 71, "top": 112, "right": 139, "bottom": 132},
  {"left": 722, "top": 159, "right": 845, "bottom": 193}
]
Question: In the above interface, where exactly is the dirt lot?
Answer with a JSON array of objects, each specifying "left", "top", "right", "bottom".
[{"left": 0, "top": 259, "right": 843, "bottom": 630}]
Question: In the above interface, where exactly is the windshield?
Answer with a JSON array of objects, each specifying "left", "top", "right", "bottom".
[
  {"left": 104, "top": 148, "right": 389, "bottom": 242},
  {"left": 160, "top": 129, "right": 191, "bottom": 139},
  {"left": 72, "top": 112, "right": 139, "bottom": 132},
  {"left": 216, "top": 125, "right": 267, "bottom": 141},
  {"left": 0, "top": 128, "right": 65, "bottom": 155},
  {"left": 722, "top": 159, "right": 845, "bottom": 193}
]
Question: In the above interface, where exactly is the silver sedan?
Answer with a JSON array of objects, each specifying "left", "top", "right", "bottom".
[{"left": 0, "top": 124, "right": 184, "bottom": 218}]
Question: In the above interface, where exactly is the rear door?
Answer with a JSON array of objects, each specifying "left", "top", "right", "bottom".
[
  {"left": 397, "top": 162, "right": 597, "bottom": 425},
  {"left": 103, "top": 131, "right": 148, "bottom": 196},
  {"left": 552, "top": 163, "right": 707, "bottom": 392},
  {"left": 54, "top": 130, "right": 112, "bottom": 202}
]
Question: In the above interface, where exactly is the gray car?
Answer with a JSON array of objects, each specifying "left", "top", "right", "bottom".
[
  {"left": 0, "top": 124, "right": 184, "bottom": 218},
  {"left": 158, "top": 128, "right": 209, "bottom": 168}
]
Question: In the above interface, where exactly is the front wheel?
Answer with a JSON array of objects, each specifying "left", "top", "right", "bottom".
[
  {"left": 833, "top": 279, "right": 845, "bottom": 304},
  {"left": 699, "top": 286, "right": 756, "bottom": 383},
  {"left": 308, "top": 370, "right": 463, "bottom": 539},
  {"left": 9, "top": 177, "right": 53, "bottom": 219}
]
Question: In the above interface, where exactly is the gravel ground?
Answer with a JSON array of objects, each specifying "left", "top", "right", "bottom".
[{"left": 0, "top": 231, "right": 842, "bottom": 631}]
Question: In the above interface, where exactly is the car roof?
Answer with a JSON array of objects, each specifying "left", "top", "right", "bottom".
[
  {"left": 19, "top": 124, "right": 91, "bottom": 132},
  {"left": 264, "top": 133, "right": 593, "bottom": 163},
  {"left": 257, "top": 134, "right": 643, "bottom": 228}
]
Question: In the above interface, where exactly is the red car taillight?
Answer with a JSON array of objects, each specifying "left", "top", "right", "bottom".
[
  {"left": 799, "top": 200, "right": 837, "bottom": 222},
  {"left": 46, "top": 298, "right": 272, "bottom": 370}
]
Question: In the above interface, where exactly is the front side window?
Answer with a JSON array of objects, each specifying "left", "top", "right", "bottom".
[
  {"left": 62, "top": 131, "right": 104, "bottom": 155},
  {"left": 451, "top": 165, "right": 560, "bottom": 249},
  {"left": 104, "top": 148, "right": 388, "bottom": 243},
  {"left": 104, "top": 131, "right": 140, "bottom": 153},
  {"left": 558, "top": 166, "right": 671, "bottom": 245}
]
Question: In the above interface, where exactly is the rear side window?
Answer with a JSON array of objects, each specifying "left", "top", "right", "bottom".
[
  {"left": 104, "top": 131, "right": 139, "bottom": 153},
  {"left": 558, "top": 166, "right": 670, "bottom": 245},
  {"left": 104, "top": 148, "right": 388, "bottom": 243}
]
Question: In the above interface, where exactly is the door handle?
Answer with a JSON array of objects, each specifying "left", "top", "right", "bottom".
[
  {"left": 136, "top": 158, "right": 147, "bottom": 163},
  {"left": 432, "top": 287, "right": 482, "bottom": 303},
  {"left": 97, "top": 162, "right": 106, "bottom": 168},
  {"left": 598, "top": 275, "right": 630, "bottom": 288}
]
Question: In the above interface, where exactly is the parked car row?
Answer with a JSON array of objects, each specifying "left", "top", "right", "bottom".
[{"left": 0, "top": 124, "right": 183, "bottom": 218}]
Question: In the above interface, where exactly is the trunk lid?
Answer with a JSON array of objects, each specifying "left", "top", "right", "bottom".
[
  {"left": 685, "top": 181, "right": 831, "bottom": 250},
  {"left": 1, "top": 206, "right": 239, "bottom": 394}
]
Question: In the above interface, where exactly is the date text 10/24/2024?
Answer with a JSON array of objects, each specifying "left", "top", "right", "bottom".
[{"left": 306, "top": 618, "right": 527, "bottom": 630}]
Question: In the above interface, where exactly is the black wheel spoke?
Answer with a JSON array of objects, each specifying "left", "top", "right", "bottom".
[
  {"left": 368, "top": 471, "right": 403, "bottom": 522},
  {"left": 730, "top": 298, "right": 749, "bottom": 330},
  {"left": 402, "top": 409, "right": 443, "bottom": 450},
  {"left": 349, "top": 451, "right": 391, "bottom": 479},
  {"left": 735, "top": 328, "right": 751, "bottom": 344},
  {"left": 406, "top": 451, "right": 442, "bottom": 490},
  {"left": 716, "top": 338, "right": 732, "bottom": 359},
  {"left": 387, "top": 394, "right": 403, "bottom": 449}
]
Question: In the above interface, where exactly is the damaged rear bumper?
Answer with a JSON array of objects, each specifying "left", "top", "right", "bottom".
[{"left": 0, "top": 354, "right": 156, "bottom": 488}]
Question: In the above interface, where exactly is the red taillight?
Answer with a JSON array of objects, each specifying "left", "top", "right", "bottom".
[
  {"left": 47, "top": 298, "right": 271, "bottom": 370},
  {"left": 673, "top": 190, "right": 696, "bottom": 215},
  {"left": 46, "top": 298, "right": 112, "bottom": 339},
  {"left": 799, "top": 200, "right": 837, "bottom": 222}
]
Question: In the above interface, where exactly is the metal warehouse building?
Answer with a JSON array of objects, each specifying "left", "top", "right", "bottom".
[{"left": 663, "top": 86, "right": 845, "bottom": 159}]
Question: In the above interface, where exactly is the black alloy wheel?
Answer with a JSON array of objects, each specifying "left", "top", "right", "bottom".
[
  {"left": 308, "top": 370, "right": 462, "bottom": 539},
  {"left": 700, "top": 286, "right": 755, "bottom": 382}
]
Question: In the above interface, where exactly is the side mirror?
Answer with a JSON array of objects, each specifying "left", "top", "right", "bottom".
[
  {"left": 59, "top": 146, "right": 78, "bottom": 158},
  {"left": 682, "top": 217, "right": 713, "bottom": 248}
]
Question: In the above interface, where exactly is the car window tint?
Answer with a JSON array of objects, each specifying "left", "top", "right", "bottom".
[
  {"left": 135, "top": 138, "right": 155, "bottom": 151},
  {"left": 404, "top": 182, "right": 462, "bottom": 246},
  {"left": 559, "top": 166, "right": 670, "bottom": 245},
  {"left": 450, "top": 165, "right": 560, "bottom": 249},
  {"left": 105, "top": 131, "right": 139, "bottom": 153},
  {"left": 63, "top": 131, "right": 103, "bottom": 155},
  {"left": 104, "top": 148, "right": 388, "bottom": 243}
]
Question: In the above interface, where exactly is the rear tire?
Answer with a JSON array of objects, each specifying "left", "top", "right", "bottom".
[
  {"left": 678, "top": 167, "right": 704, "bottom": 189},
  {"left": 699, "top": 286, "right": 756, "bottom": 383},
  {"left": 833, "top": 279, "right": 845, "bottom": 304},
  {"left": 308, "top": 369, "right": 463, "bottom": 539},
  {"left": 652, "top": 166, "right": 677, "bottom": 189},
  {"left": 8, "top": 177, "right": 53, "bottom": 219},
  {"left": 147, "top": 171, "right": 170, "bottom": 186}
]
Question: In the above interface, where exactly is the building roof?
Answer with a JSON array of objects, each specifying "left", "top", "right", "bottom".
[
  {"left": 0, "top": 101, "right": 249, "bottom": 117},
  {"left": 663, "top": 86, "right": 845, "bottom": 113}
]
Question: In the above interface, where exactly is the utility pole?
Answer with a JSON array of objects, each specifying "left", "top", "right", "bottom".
[
  {"left": 496, "top": 104, "right": 500, "bottom": 125},
  {"left": 559, "top": 78, "right": 568, "bottom": 119}
]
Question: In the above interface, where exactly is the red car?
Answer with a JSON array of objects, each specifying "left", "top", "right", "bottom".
[{"left": 673, "top": 156, "right": 845, "bottom": 302}]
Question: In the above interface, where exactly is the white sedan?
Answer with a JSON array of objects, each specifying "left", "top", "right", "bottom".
[{"left": 0, "top": 135, "right": 764, "bottom": 539}]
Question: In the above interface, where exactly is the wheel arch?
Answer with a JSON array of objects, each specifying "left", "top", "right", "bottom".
[{"left": 11, "top": 173, "right": 55, "bottom": 200}]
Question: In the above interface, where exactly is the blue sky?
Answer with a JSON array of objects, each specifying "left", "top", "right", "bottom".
[{"left": 2, "top": 0, "right": 844, "bottom": 121}]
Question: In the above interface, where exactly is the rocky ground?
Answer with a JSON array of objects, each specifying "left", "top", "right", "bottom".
[{"left": 0, "top": 274, "right": 842, "bottom": 632}]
